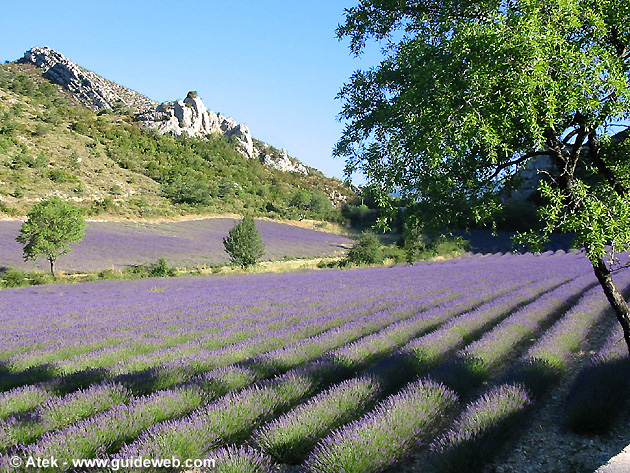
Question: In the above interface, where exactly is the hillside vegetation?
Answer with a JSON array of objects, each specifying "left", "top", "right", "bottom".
[{"left": 0, "top": 62, "right": 353, "bottom": 220}]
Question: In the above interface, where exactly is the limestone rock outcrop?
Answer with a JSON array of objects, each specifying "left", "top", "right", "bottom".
[
  {"left": 20, "top": 47, "right": 310, "bottom": 174},
  {"left": 137, "top": 92, "right": 254, "bottom": 159},
  {"left": 258, "top": 146, "right": 309, "bottom": 174},
  {"left": 19, "top": 47, "right": 157, "bottom": 113},
  {"left": 139, "top": 93, "right": 308, "bottom": 173}
]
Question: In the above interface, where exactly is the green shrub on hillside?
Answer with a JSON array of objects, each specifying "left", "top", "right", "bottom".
[
  {"left": 149, "top": 258, "right": 176, "bottom": 277},
  {"left": 0, "top": 269, "right": 53, "bottom": 288}
]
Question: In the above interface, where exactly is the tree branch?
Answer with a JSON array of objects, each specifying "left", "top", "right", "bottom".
[
  {"left": 588, "top": 131, "right": 628, "bottom": 197},
  {"left": 487, "top": 150, "right": 554, "bottom": 181}
]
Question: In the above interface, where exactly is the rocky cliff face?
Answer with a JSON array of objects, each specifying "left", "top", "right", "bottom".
[
  {"left": 137, "top": 91, "right": 255, "bottom": 159},
  {"left": 138, "top": 92, "right": 309, "bottom": 173},
  {"left": 258, "top": 143, "right": 309, "bottom": 174},
  {"left": 20, "top": 47, "right": 310, "bottom": 175},
  {"left": 19, "top": 47, "right": 157, "bottom": 113}
]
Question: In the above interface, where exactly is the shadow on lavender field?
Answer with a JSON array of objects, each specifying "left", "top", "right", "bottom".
[
  {"left": 2, "top": 246, "right": 629, "bottom": 472},
  {"left": 455, "top": 230, "right": 575, "bottom": 254},
  {"left": 564, "top": 327, "right": 630, "bottom": 435}
]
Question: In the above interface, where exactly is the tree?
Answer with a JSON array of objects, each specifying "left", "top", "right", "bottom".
[
  {"left": 16, "top": 197, "right": 86, "bottom": 276},
  {"left": 336, "top": 0, "right": 630, "bottom": 353},
  {"left": 346, "top": 232, "right": 384, "bottom": 265},
  {"left": 223, "top": 216, "right": 265, "bottom": 268}
]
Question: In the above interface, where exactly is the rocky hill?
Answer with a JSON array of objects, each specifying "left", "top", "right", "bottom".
[
  {"left": 0, "top": 47, "right": 354, "bottom": 220},
  {"left": 19, "top": 47, "right": 157, "bottom": 113},
  {"left": 20, "top": 47, "right": 309, "bottom": 174}
]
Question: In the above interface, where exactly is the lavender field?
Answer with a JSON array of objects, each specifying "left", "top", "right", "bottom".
[
  {"left": 0, "top": 251, "right": 628, "bottom": 472},
  {"left": 0, "top": 218, "right": 351, "bottom": 272}
]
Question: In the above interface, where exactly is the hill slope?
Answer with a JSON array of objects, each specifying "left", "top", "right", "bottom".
[{"left": 0, "top": 48, "right": 354, "bottom": 220}]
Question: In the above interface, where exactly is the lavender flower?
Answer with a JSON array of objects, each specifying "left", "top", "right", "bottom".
[
  {"left": 210, "top": 444, "right": 275, "bottom": 473},
  {"left": 254, "top": 376, "right": 382, "bottom": 463},
  {"left": 305, "top": 379, "right": 458, "bottom": 473},
  {"left": 430, "top": 384, "right": 532, "bottom": 472}
]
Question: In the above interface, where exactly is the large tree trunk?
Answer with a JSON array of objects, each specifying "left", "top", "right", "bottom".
[
  {"left": 592, "top": 257, "right": 630, "bottom": 355},
  {"left": 49, "top": 258, "right": 55, "bottom": 278}
]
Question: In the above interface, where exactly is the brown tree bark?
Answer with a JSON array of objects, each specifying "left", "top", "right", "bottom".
[
  {"left": 592, "top": 257, "right": 630, "bottom": 354},
  {"left": 582, "top": 130, "right": 630, "bottom": 355}
]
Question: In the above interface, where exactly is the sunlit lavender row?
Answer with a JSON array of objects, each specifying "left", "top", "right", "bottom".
[{"left": 1, "top": 250, "right": 627, "bottom": 472}]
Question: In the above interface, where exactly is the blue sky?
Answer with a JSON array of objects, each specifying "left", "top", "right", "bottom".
[{"left": 0, "top": 0, "right": 382, "bottom": 182}]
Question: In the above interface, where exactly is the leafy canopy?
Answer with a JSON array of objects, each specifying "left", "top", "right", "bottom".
[
  {"left": 336, "top": 0, "right": 630, "bottom": 260},
  {"left": 16, "top": 197, "right": 86, "bottom": 274},
  {"left": 223, "top": 216, "right": 265, "bottom": 268}
]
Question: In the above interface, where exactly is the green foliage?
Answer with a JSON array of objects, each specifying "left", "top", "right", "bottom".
[
  {"left": 47, "top": 168, "right": 77, "bottom": 183},
  {"left": 89, "top": 198, "right": 115, "bottom": 215},
  {"left": 149, "top": 257, "right": 176, "bottom": 277},
  {"left": 223, "top": 216, "right": 265, "bottom": 268},
  {"left": 417, "top": 235, "right": 471, "bottom": 261},
  {"left": 163, "top": 176, "right": 214, "bottom": 206},
  {"left": 342, "top": 203, "right": 378, "bottom": 230},
  {"left": 16, "top": 197, "right": 86, "bottom": 276},
  {"left": 0, "top": 121, "right": 20, "bottom": 136},
  {"left": 335, "top": 0, "right": 630, "bottom": 250},
  {"left": 286, "top": 189, "right": 335, "bottom": 220},
  {"left": 0, "top": 269, "right": 53, "bottom": 289},
  {"left": 380, "top": 244, "right": 406, "bottom": 263},
  {"left": 346, "top": 232, "right": 383, "bottom": 265}
]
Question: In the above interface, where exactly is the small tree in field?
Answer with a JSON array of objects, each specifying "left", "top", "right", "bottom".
[
  {"left": 16, "top": 197, "right": 86, "bottom": 277},
  {"left": 223, "top": 216, "right": 265, "bottom": 268}
]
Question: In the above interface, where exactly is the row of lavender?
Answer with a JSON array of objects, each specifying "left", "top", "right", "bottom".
[
  {"left": 0, "top": 250, "right": 622, "bottom": 472},
  {"left": 0, "top": 253, "right": 541, "bottom": 453},
  {"left": 127, "top": 265, "right": 626, "bottom": 472},
  {"left": 211, "top": 269, "right": 628, "bottom": 473},
  {"left": 0, "top": 219, "right": 352, "bottom": 271}
]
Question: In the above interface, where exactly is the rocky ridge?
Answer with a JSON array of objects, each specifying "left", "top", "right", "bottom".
[
  {"left": 137, "top": 91, "right": 256, "bottom": 159},
  {"left": 138, "top": 92, "right": 309, "bottom": 173},
  {"left": 20, "top": 47, "right": 310, "bottom": 174},
  {"left": 19, "top": 46, "right": 157, "bottom": 113}
]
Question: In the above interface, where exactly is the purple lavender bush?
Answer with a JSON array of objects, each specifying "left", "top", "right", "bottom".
[
  {"left": 253, "top": 376, "right": 382, "bottom": 464},
  {"left": 210, "top": 445, "right": 275, "bottom": 473},
  {"left": 0, "top": 382, "right": 131, "bottom": 451},
  {"left": 0, "top": 249, "right": 612, "bottom": 471},
  {"left": 502, "top": 279, "right": 621, "bottom": 400},
  {"left": 429, "top": 383, "right": 532, "bottom": 473},
  {"left": 431, "top": 274, "right": 596, "bottom": 395},
  {"left": 305, "top": 379, "right": 457, "bottom": 473},
  {"left": 565, "top": 328, "right": 630, "bottom": 433},
  {"left": 0, "top": 385, "right": 51, "bottom": 420},
  {"left": 21, "top": 386, "right": 206, "bottom": 468},
  {"left": 114, "top": 364, "right": 337, "bottom": 471}
]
